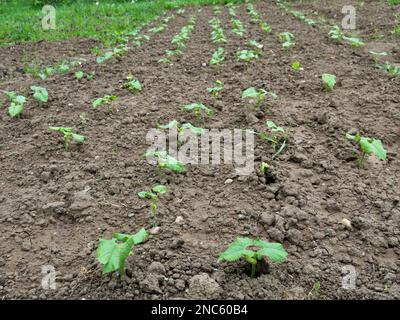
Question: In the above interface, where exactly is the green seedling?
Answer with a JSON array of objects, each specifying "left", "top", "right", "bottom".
[
  {"left": 246, "top": 4, "right": 260, "bottom": 23},
  {"left": 149, "top": 25, "right": 166, "bottom": 33},
  {"left": 207, "top": 80, "right": 223, "bottom": 99},
  {"left": 329, "top": 25, "right": 345, "bottom": 42},
  {"left": 4, "top": 91, "right": 26, "bottom": 118},
  {"left": 158, "top": 119, "right": 204, "bottom": 146},
  {"left": 58, "top": 62, "right": 70, "bottom": 73},
  {"left": 138, "top": 185, "right": 168, "bottom": 227},
  {"left": 231, "top": 18, "right": 245, "bottom": 37},
  {"left": 279, "top": 32, "right": 295, "bottom": 48},
  {"left": 210, "top": 47, "right": 225, "bottom": 65},
  {"left": 92, "top": 95, "right": 118, "bottom": 109},
  {"left": 31, "top": 86, "right": 48, "bottom": 104},
  {"left": 369, "top": 51, "right": 388, "bottom": 64},
  {"left": 258, "top": 120, "right": 288, "bottom": 159},
  {"left": 242, "top": 87, "right": 276, "bottom": 108},
  {"left": 124, "top": 75, "right": 142, "bottom": 92},
  {"left": 145, "top": 150, "right": 185, "bottom": 174},
  {"left": 322, "top": 73, "right": 337, "bottom": 91},
  {"left": 218, "top": 237, "right": 288, "bottom": 278},
  {"left": 260, "top": 162, "right": 270, "bottom": 175},
  {"left": 96, "top": 228, "right": 148, "bottom": 278},
  {"left": 329, "top": 25, "right": 364, "bottom": 46},
  {"left": 248, "top": 40, "right": 263, "bottom": 54},
  {"left": 346, "top": 133, "right": 387, "bottom": 168},
  {"left": 87, "top": 72, "right": 95, "bottom": 81},
  {"left": 75, "top": 71, "right": 84, "bottom": 80},
  {"left": 376, "top": 62, "right": 400, "bottom": 76},
  {"left": 182, "top": 103, "right": 214, "bottom": 124},
  {"left": 158, "top": 57, "right": 172, "bottom": 65},
  {"left": 343, "top": 36, "right": 364, "bottom": 47},
  {"left": 48, "top": 126, "right": 85, "bottom": 150},
  {"left": 291, "top": 60, "right": 302, "bottom": 71},
  {"left": 236, "top": 49, "right": 259, "bottom": 63},
  {"left": 260, "top": 22, "right": 272, "bottom": 33}
]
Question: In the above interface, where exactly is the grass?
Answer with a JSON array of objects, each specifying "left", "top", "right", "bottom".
[{"left": 0, "top": 0, "right": 244, "bottom": 47}]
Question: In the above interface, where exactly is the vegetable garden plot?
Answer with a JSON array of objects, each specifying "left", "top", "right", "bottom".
[{"left": 0, "top": 1, "right": 399, "bottom": 300}]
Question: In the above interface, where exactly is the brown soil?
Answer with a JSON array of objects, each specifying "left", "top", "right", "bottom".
[{"left": 0, "top": 1, "right": 399, "bottom": 300}]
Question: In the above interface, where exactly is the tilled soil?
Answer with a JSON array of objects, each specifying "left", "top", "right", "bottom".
[{"left": 0, "top": 1, "right": 399, "bottom": 300}]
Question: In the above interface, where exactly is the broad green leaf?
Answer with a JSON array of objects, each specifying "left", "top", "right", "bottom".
[
  {"left": 359, "top": 137, "right": 387, "bottom": 160},
  {"left": 71, "top": 133, "right": 86, "bottom": 143},
  {"left": 96, "top": 236, "right": 134, "bottom": 275},
  {"left": 31, "top": 86, "right": 48, "bottom": 103},
  {"left": 75, "top": 71, "right": 84, "bottom": 80},
  {"left": 8, "top": 102, "right": 23, "bottom": 118},
  {"left": 346, "top": 133, "right": 387, "bottom": 161},
  {"left": 138, "top": 191, "right": 153, "bottom": 199},
  {"left": 180, "top": 123, "right": 204, "bottom": 135},
  {"left": 92, "top": 98, "right": 104, "bottom": 109},
  {"left": 322, "top": 73, "right": 336, "bottom": 91},
  {"left": 242, "top": 87, "right": 258, "bottom": 99},
  {"left": 255, "top": 241, "right": 288, "bottom": 263},
  {"left": 218, "top": 237, "right": 256, "bottom": 262},
  {"left": 152, "top": 185, "right": 168, "bottom": 195},
  {"left": 266, "top": 120, "right": 285, "bottom": 133},
  {"left": 159, "top": 119, "right": 179, "bottom": 129}
]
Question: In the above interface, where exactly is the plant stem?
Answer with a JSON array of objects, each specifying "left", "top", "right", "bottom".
[
  {"left": 358, "top": 152, "right": 366, "bottom": 168},
  {"left": 151, "top": 201, "right": 157, "bottom": 227},
  {"left": 250, "top": 262, "right": 257, "bottom": 278}
]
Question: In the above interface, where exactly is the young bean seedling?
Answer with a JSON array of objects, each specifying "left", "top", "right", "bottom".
[
  {"left": 218, "top": 237, "right": 288, "bottom": 278},
  {"left": 48, "top": 126, "right": 86, "bottom": 151},
  {"left": 291, "top": 60, "right": 302, "bottom": 71},
  {"left": 124, "top": 75, "right": 142, "bottom": 92},
  {"left": 182, "top": 103, "right": 214, "bottom": 124},
  {"left": 145, "top": 150, "right": 186, "bottom": 174},
  {"left": 236, "top": 49, "right": 259, "bottom": 64},
  {"left": 4, "top": 91, "right": 27, "bottom": 118},
  {"left": 322, "top": 73, "right": 337, "bottom": 91},
  {"left": 210, "top": 47, "right": 225, "bottom": 65},
  {"left": 96, "top": 228, "right": 148, "bottom": 278},
  {"left": 207, "top": 80, "right": 223, "bottom": 99},
  {"left": 328, "top": 25, "right": 364, "bottom": 46},
  {"left": 92, "top": 95, "right": 118, "bottom": 109},
  {"left": 279, "top": 32, "right": 295, "bottom": 48},
  {"left": 260, "top": 22, "right": 272, "bottom": 33},
  {"left": 138, "top": 185, "right": 168, "bottom": 227},
  {"left": 258, "top": 120, "right": 288, "bottom": 159},
  {"left": 231, "top": 18, "right": 245, "bottom": 37},
  {"left": 346, "top": 133, "right": 387, "bottom": 168},
  {"left": 74, "top": 71, "right": 84, "bottom": 80},
  {"left": 31, "top": 86, "right": 48, "bottom": 104},
  {"left": 242, "top": 87, "right": 276, "bottom": 109},
  {"left": 158, "top": 119, "right": 204, "bottom": 146},
  {"left": 248, "top": 40, "right": 263, "bottom": 55}
]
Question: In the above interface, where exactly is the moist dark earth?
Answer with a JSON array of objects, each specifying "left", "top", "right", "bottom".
[{"left": 0, "top": 0, "right": 399, "bottom": 300}]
